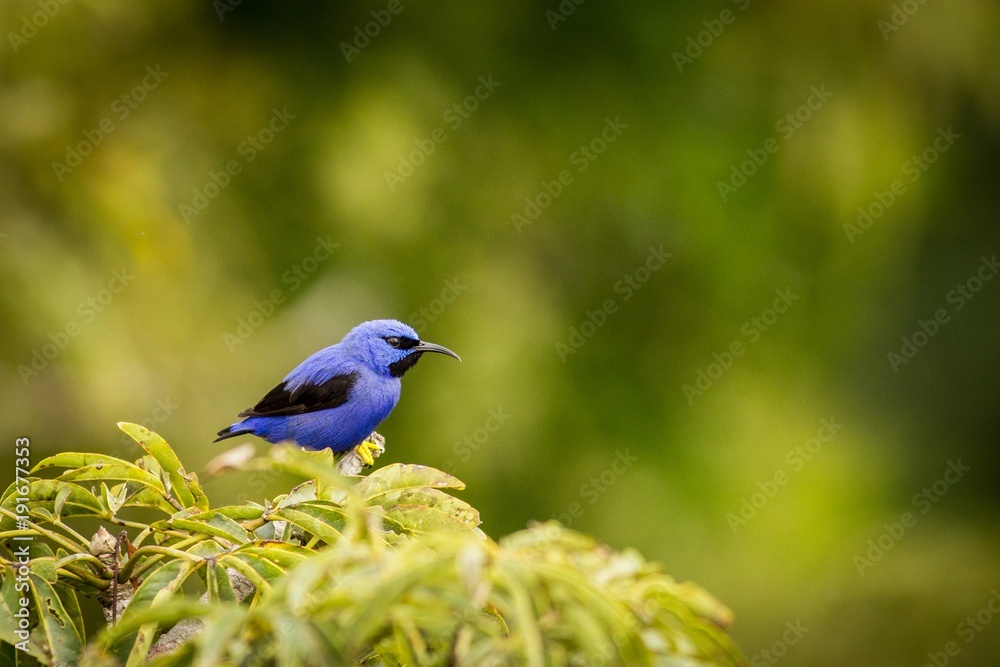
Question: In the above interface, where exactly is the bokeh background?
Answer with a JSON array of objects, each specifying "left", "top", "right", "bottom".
[{"left": 3, "top": 1, "right": 999, "bottom": 663}]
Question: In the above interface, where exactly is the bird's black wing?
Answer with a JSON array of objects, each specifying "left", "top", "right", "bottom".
[{"left": 238, "top": 371, "right": 359, "bottom": 418}]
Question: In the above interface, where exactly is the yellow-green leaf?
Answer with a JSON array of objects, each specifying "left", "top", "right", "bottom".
[
  {"left": 267, "top": 501, "right": 347, "bottom": 545},
  {"left": 150, "top": 512, "right": 250, "bottom": 544},
  {"left": 118, "top": 422, "right": 210, "bottom": 511},
  {"left": 357, "top": 463, "right": 465, "bottom": 500}
]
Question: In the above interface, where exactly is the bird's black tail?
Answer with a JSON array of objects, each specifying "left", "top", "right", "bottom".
[{"left": 214, "top": 425, "right": 252, "bottom": 443}]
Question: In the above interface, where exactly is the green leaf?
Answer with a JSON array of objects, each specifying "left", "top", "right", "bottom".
[
  {"left": 60, "top": 462, "right": 166, "bottom": 495},
  {"left": 150, "top": 512, "right": 250, "bottom": 545},
  {"left": 217, "top": 542, "right": 313, "bottom": 593},
  {"left": 260, "top": 445, "right": 352, "bottom": 491},
  {"left": 115, "top": 485, "right": 177, "bottom": 515},
  {"left": 274, "top": 479, "right": 318, "bottom": 508},
  {"left": 0, "top": 563, "right": 33, "bottom": 656},
  {"left": 101, "top": 483, "right": 128, "bottom": 516},
  {"left": 27, "top": 572, "right": 85, "bottom": 666},
  {"left": 30, "top": 452, "right": 134, "bottom": 475},
  {"left": 52, "top": 486, "right": 72, "bottom": 520},
  {"left": 266, "top": 501, "right": 347, "bottom": 545},
  {"left": 118, "top": 423, "right": 210, "bottom": 511},
  {"left": 208, "top": 505, "right": 265, "bottom": 522},
  {"left": 116, "top": 559, "right": 201, "bottom": 666},
  {"left": 356, "top": 463, "right": 465, "bottom": 500},
  {"left": 94, "top": 600, "right": 213, "bottom": 662},
  {"left": 379, "top": 489, "right": 481, "bottom": 537},
  {"left": 205, "top": 561, "right": 237, "bottom": 604},
  {"left": 185, "top": 605, "right": 247, "bottom": 664},
  {"left": 0, "top": 479, "right": 106, "bottom": 530}
]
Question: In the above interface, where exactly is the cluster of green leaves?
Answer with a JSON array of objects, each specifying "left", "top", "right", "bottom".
[{"left": 0, "top": 424, "right": 744, "bottom": 666}]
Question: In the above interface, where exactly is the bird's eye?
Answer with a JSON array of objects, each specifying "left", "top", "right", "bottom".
[{"left": 385, "top": 336, "right": 400, "bottom": 348}]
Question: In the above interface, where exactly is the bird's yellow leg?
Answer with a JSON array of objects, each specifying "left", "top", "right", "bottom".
[{"left": 353, "top": 440, "right": 376, "bottom": 467}]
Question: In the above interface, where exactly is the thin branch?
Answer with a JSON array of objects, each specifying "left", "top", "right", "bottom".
[
  {"left": 53, "top": 551, "right": 110, "bottom": 572},
  {"left": 51, "top": 518, "right": 94, "bottom": 550},
  {"left": 61, "top": 563, "right": 110, "bottom": 590},
  {"left": 112, "top": 530, "right": 128, "bottom": 624},
  {"left": 0, "top": 507, "right": 89, "bottom": 555},
  {"left": 121, "top": 535, "right": 207, "bottom": 582}
]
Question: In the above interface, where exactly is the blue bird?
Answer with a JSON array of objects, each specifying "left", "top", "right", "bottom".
[{"left": 215, "top": 319, "right": 460, "bottom": 465}]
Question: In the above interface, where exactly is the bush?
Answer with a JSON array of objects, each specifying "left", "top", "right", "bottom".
[{"left": 0, "top": 423, "right": 744, "bottom": 666}]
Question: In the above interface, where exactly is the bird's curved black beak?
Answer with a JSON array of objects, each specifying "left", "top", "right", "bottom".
[{"left": 413, "top": 341, "right": 461, "bottom": 361}]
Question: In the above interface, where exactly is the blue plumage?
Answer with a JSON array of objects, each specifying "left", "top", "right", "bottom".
[{"left": 216, "top": 319, "right": 459, "bottom": 457}]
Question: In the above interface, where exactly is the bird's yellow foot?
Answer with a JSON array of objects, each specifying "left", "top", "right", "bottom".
[{"left": 354, "top": 440, "right": 377, "bottom": 467}]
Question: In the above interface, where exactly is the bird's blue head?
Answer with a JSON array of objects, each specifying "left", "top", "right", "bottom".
[{"left": 341, "top": 319, "right": 460, "bottom": 378}]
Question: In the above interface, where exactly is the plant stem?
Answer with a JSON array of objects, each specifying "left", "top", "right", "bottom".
[
  {"left": 121, "top": 537, "right": 206, "bottom": 582},
  {"left": 0, "top": 507, "right": 87, "bottom": 555}
]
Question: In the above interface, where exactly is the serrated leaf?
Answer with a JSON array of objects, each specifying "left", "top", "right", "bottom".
[
  {"left": 357, "top": 463, "right": 465, "bottom": 500},
  {"left": 119, "top": 423, "right": 210, "bottom": 511}
]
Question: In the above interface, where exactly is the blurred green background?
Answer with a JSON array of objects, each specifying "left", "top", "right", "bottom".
[{"left": 3, "top": 0, "right": 999, "bottom": 663}]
